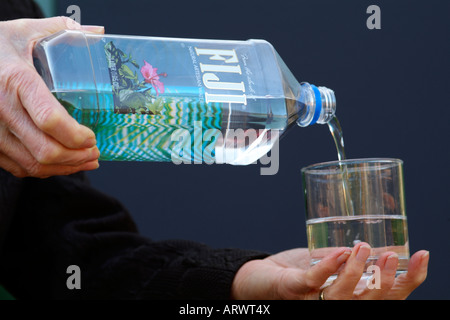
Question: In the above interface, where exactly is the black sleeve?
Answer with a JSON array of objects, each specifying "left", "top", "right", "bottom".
[{"left": 0, "top": 173, "right": 269, "bottom": 300}]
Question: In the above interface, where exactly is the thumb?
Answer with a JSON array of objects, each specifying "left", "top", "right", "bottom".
[
  {"left": 9, "top": 17, "right": 104, "bottom": 64},
  {"left": 18, "top": 16, "right": 104, "bottom": 45},
  {"left": 33, "top": 16, "right": 84, "bottom": 35}
]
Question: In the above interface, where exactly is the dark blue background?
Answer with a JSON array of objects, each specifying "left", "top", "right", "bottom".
[{"left": 53, "top": 0, "right": 450, "bottom": 299}]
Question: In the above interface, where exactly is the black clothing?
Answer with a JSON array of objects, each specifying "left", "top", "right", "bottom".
[
  {"left": 0, "top": 171, "right": 267, "bottom": 299},
  {"left": 0, "top": 1, "right": 269, "bottom": 299}
]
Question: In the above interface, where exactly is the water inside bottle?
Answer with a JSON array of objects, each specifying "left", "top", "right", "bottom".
[
  {"left": 56, "top": 90, "right": 222, "bottom": 162},
  {"left": 55, "top": 89, "right": 287, "bottom": 165}
]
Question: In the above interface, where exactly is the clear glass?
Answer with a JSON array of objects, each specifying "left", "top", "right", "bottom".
[
  {"left": 33, "top": 30, "right": 336, "bottom": 165},
  {"left": 301, "top": 158, "right": 410, "bottom": 283}
]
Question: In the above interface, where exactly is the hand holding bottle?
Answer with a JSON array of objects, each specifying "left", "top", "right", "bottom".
[
  {"left": 231, "top": 242, "right": 429, "bottom": 300},
  {"left": 0, "top": 17, "right": 103, "bottom": 178}
]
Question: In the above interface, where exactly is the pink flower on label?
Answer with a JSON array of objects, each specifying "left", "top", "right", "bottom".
[{"left": 140, "top": 60, "right": 165, "bottom": 95}]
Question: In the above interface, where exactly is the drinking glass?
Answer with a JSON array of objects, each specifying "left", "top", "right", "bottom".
[{"left": 301, "top": 158, "right": 410, "bottom": 283}]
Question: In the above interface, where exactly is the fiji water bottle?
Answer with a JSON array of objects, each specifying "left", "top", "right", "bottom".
[{"left": 33, "top": 30, "right": 336, "bottom": 165}]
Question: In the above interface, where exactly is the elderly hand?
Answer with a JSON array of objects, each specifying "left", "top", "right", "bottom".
[
  {"left": 0, "top": 17, "right": 104, "bottom": 178},
  {"left": 231, "top": 242, "right": 429, "bottom": 300}
]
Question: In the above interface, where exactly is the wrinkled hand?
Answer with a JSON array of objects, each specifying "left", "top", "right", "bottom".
[
  {"left": 0, "top": 17, "right": 104, "bottom": 178},
  {"left": 231, "top": 242, "right": 429, "bottom": 300}
]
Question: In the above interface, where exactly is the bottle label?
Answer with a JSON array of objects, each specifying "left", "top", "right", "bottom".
[
  {"left": 100, "top": 38, "right": 238, "bottom": 162},
  {"left": 103, "top": 40, "right": 251, "bottom": 115},
  {"left": 97, "top": 37, "right": 279, "bottom": 164},
  {"left": 104, "top": 41, "right": 168, "bottom": 115},
  {"left": 193, "top": 47, "right": 247, "bottom": 106}
]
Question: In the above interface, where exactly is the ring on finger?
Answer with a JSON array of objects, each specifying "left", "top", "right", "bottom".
[{"left": 319, "top": 287, "right": 328, "bottom": 300}]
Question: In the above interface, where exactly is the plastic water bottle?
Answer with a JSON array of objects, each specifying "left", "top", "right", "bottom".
[{"left": 33, "top": 30, "right": 336, "bottom": 165}]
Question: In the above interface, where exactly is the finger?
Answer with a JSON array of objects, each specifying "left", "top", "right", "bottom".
[
  {"left": 325, "top": 242, "right": 371, "bottom": 300},
  {"left": 80, "top": 25, "right": 106, "bottom": 34},
  {"left": 0, "top": 152, "right": 28, "bottom": 178},
  {"left": 12, "top": 65, "right": 97, "bottom": 150},
  {"left": 15, "top": 17, "right": 101, "bottom": 44},
  {"left": 0, "top": 150, "right": 98, "bottom": 178},
  {"left": 7, "top": 17, "right": 104, "bottom": 63},
  {"left": 23, "top": 16, "right": 82, "bottom": 35},
  {"left": 385, "top": 250, "right": 429, "bottom": 300},
  {"left": 2, "top": 111, "right": 99, "bottom": 166},
  {"left": 27, "top": 160, "right": 100, "bottom": 179},
  {"left": 0, "top": 121, "right": 99, "bottom": 168},
  {"left": 34, "top": 160, "right": 100, "bottom": 179},
  {"left": 358, "top": 252, "right": 398, "bottom": 300},
  {"left": 1, "top": 127, "right": 100, "bottom": 177},
  {"left": 303, "top": 247, "right": 352, "bottom": 289},
  {"left": 7, "top": 17, "right": 81, "bottom": 60}
]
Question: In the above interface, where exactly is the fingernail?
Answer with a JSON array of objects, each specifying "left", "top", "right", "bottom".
[
  {"left": 83, "top": 160, "right": 99, "bottom": 171},
  {"left": 385, "top": 253, "right": 399, "bottom": 271},
  {"left": 421, "top": 251, "right": 430, "bottom": 261},
  {"left": 356, "top": 244, "right": 371, "bottom": 261},
  {"left": 337, "top": 248, "right": 352, "bottom": 264},
  {"left": 89, "top": 147, "right": 100, "bottom": 160},
  {"left": 80, "top": 25, "right": 105, "bottom": 33}
]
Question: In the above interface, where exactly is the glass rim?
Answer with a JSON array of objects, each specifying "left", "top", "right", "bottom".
[{"left": 301, "top": 158, "right": 403, "bottom": 175}]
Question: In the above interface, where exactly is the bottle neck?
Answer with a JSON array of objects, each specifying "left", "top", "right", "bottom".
[{"left": 296, "top": 83, "right": 336, "bottom": 127}]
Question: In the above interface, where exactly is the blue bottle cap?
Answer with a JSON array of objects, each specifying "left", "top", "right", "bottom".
[{"left": 310, "top": 84, "right": 322, "bottom": 125}]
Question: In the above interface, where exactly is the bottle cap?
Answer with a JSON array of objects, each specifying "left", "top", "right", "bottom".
[
  {"left": 310, "top": 85, "right": 322, "bottom": 125},
  {"left": 316, "top": 86, "right": 336, "bottom": 124},
  {"left": 297, "top": 83, "right": 336, "bottom": 127}
]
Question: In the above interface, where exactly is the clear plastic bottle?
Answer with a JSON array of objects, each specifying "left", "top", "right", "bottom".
[{"left": 33, "top": 30, "right": 336, "bottom": 165}]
